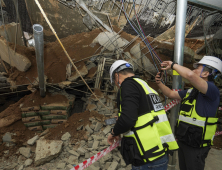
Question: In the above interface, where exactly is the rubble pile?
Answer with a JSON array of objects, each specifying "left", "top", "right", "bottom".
[
  {"left": 0, "top": 18, "right": 222, "bottom": 170},
  {"left": 0, "top": 106, "right": 130, "bottom": 170}
]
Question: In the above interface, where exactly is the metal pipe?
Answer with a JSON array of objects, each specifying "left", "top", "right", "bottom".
[
  {"left": 168, "top": 0, "right": 187, "bottom": 170},
  {"left": 33, "top": 24, "right": 46, "bottom": 97}
]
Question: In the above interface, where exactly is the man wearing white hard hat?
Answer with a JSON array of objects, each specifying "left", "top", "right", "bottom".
[
  {"left": 107, "top": 60, "right": 178, "bottom": 170},
  {"left": 155, "top": 56, "right": 222, "bottom": 170}
]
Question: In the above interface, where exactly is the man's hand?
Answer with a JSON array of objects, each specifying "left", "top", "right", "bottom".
[
  {"left": 161, "top": 61, "right": 173, "bottom": 70},
  {"left": 107, "top": 134, "right": 120, "bottom": 145},
  {"left": 155, "top": 72, "right": 163, "bottom": 84}
]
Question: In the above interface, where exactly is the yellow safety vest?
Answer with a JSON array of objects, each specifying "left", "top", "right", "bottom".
[
  {"left": 176, "top": 88, "right": 219, "bottom": 147},
  {"left": 119, "top": 78, "right": 178, "bottom": 163}
]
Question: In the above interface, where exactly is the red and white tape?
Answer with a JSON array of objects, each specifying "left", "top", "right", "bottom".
[
  {"left": 215, "top": 131, "right": 222, "bottom": 136},
  {"left": 70, "top": 139, "right": 121, "bottom": 170},
  {"left": 164, "top": 99, "right": 181, "bottom": 111}
]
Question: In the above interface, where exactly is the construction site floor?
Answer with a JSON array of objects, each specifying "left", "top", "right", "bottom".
[{"left": 174, "top": 148, "right": 222, "bottom": 170}]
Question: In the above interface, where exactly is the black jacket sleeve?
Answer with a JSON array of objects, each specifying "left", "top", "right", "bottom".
[{"left": 113, "top": 79, "right": 140, "bottom": 136}]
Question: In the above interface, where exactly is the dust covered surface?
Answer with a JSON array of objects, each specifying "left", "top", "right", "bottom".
[
  {"left": 8, "top": 29, "right": 102, "bottom": 85},
  {"left": 7, "top": 26, "right": 200, "bottom": 86},
  {"left": 22, "top": 90, "right": 69, "bottom": 107},
  {"left": 45, "top": 110, "right": 105, "bottom": 141}
]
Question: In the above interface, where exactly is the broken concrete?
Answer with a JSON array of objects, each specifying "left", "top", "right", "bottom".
[
  {"left": 35, "top": 140, "right": 63, "bottom": 166},
  {"left": 27, "top": 135, "right": 39, "bottom": 145},
  {"left": 19, "top": 147, "right": 31, "bottom": 158},
  {"left": 2, "top": 132, "right": 12, "bottom": 143},
  {"left": 24, "top": 159, "right": 33, "bottom": 167},
  {"left": 61, "top": 132, "right": 71, "bottom": 141},
  {"left": 94, "top": 122, "right": 103, "bottom": 132},
  {"left": 68, "top": 63, "right": 88, "bottom": 82},
  {"left": 87, "top": 104, "right": 97, "bottom": 112},
  {"left": 130, "top": 44, "right": 142, "bottom": 71},
  {"left": 0, "top": 38, "right": 31, "bottom": 71},
  {"left": 96, "top": 32, "right": 126, "bottom": 51}
]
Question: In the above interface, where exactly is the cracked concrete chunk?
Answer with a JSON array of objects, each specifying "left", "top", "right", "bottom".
[
  {"left": 0, "top": 38, "right": 31, "bottom": 71},
  {"left": 97, "top": 32, "right": 126, "bottom": 51},
  {"left": 77, "top": 147, "right": 87, "bottom": 155},
  {"left": 130, "top": 44, "right": 142, "bottom": 71},
  {"left": 2, "top": 132, "right": 12, "bottom": 142},
  {"left": 68, "top": 63, "right": 88, "bottom": 82},
  {"left": 85, "top": 124, "right": 93, "bottom": 134},
  {"left": 94, "top": 122, "right": 103, "bottom": 132},
  {"left": 24, "top": 159, "right": 33, "bottom": 167},
  {"left": 19, "top": 147, "right": 31, "bottom": 158},
  {"left": 57, "top": 162, "right": 66, "bottom": 169},
  {"left": 103, "top": 126, "right": 112, "bottom": 135},
  {"left": 68, "top": 150, "right": 80, "bottom": 157},
  {"left": 67, "top": 155, "right": 78, "bottom": 164},
  {"left": 67, "top": 164, "right": 74, "bottom": 169},
  {"left": 107, "top": 161, "right": 118, "bottom": 170},
  {"left": 18, "top": 165, "right": 24, "bottom": 170},
  {"left": 61, "top": 132, "right": 71, "bottom": 141},
  {"left": 99, "top": 152, "right": 113, "bottom": 164},
  {"left": 77, "top": 124, "right": 84, "bottom": 131},
  {"left": 27, "top": 135, "right": 39, "bottom": 145},
  {"left": 87, "top": 104, "right": 97, "bottom": 112},
  {"left": 92, "top": 140, "right": 100, "bottom": 150},
  {"left": 141, "top": 53, "right": 157, "bottom": 75},
  {"left": 35, "top": 140, "right": 63, "bottom": 166}
]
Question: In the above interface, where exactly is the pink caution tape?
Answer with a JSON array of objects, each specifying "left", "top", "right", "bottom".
[
  {"left": 164, "top": 99, "right": 181, "bottom": 111},
  {"left": 70, "top": 139, "right": 121, "bottom": 170},
  {"left": 215, "top": 131, "right": 222, "bottom": 136}
]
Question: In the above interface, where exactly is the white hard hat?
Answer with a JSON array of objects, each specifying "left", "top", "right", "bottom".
[
  {"left": 193, "top": 56, "right": 222, "bottom": 73},
  {"left": 109, "top": 60, "right": 133, "bottom": 84}
]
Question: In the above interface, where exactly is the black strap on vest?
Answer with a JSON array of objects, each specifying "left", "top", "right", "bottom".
[
  {"left": 201, "top": 140, "right": 212, "bottom": 147},
  {"left": 131, "top": 116, "right": 159, "bottom": 131},
  {"left": 181, "top": 88, "right": 199, "bottom": 106},
  {"left": 205, "top": 121, "right": 221, "bottom": 125},
  {"left": 142, "top": 143, "right": 168, "bottom": 159}
]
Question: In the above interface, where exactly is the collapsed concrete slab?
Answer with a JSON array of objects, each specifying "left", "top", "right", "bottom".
[
  {"left": 35, "top": 140, "right": 63, "bottom": 166},
  {"left": 0, "top": 38, "right": 31, "bottom": 72},
  {"left": 68, "top": 63, "right": 88, "bottom": 82},
  {"left": 95, "top": 32, "right": 127, "bottom": 51}
]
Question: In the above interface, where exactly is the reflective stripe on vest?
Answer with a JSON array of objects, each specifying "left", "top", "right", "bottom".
[
  {"left": 125, "top": 131, "right": 176, "bottom": 145},
  {"left": 179, "top": 115, "right": 205, "bottom": 127},
  {"left": 160, "top": 134, "right": 176, "bottom": 144},
  {"left": 156, "top": 114, "right": 168, "bottom": 124},
  {"left": 134, "top": 78, "right": 154, "bottom": 94}
]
